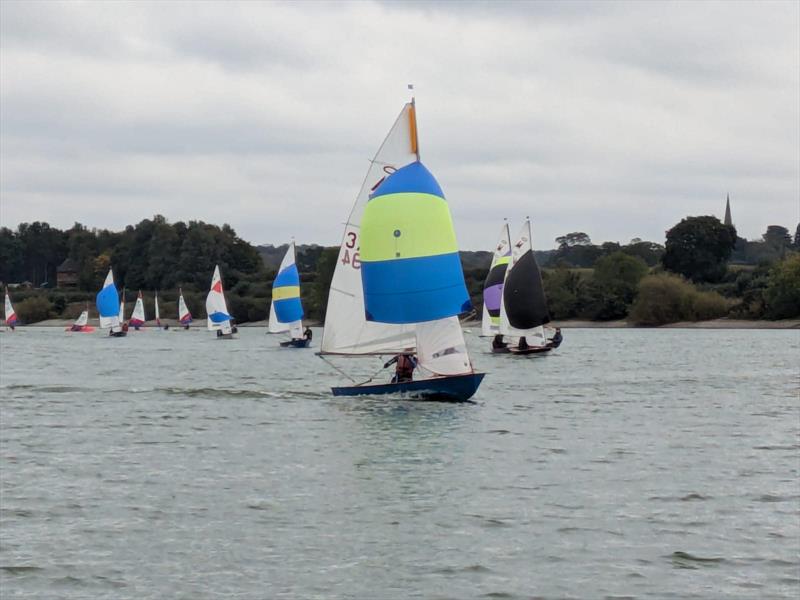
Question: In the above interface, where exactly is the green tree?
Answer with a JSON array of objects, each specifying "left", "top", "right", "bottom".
[
  {"left": 630, "top": 273, "right": 729, "bottom": 325},
  {"left": 763, "top": 255, "right": 800, "bottom": 319},
  {"left": 555, "top": 232, "right": 592, "bottom": 248},
  {"left": 309, "top": 246, "right": 339, "bottom": 320},
  {"left": 662, "top": 216, "right": 737, "bottom": 282},
  {"left": 794, "top": 224, "right": 800, "bottom": 249},
  {"left": 762, "top": 225, "right": 792, "bottom": 255}
]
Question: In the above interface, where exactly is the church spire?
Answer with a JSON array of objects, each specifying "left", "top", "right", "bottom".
[{"left": 724, "top": 193, "right": 732, "bottom": 227}]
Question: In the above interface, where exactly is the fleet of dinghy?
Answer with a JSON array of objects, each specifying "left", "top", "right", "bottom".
[
  {"left": 318, "top": 97, "right": 485, "bottom": 402},
  {"left": 2, "top": 99, "right": 573, "bottom": 401},
  {"left": 206, "top": 265, "right": 236, "bottom": 339},
  {"left": 269, "top": 241, "right": 311, "bottom": 348}
]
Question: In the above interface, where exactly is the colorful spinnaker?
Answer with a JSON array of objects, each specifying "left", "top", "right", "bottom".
[
  {"left": 206, "top": 265, "right": 233, "bottom": 335},
  {"left": 269, "top": 241, "right": 305, "bottom": 339},
  {"left": 321, "top": 98, "right": 484, "bottom": 401},
  {"left": 96, "top": 269, "right": 122, "bottom": 332},
  {"left": 481, "top": 223, "right": 512, "bottom": 337},
  {"left": 178, "top": 289, "right": 193, "bottom": 326},
  {"left": 130, "top": 291, "right": 146, "bottom": 328},
  {"left": 4, "top": 288, "right": 18, "bottom": 329},
  {"left": 499, "top": 219, "right": 550, "bottom": 348}
]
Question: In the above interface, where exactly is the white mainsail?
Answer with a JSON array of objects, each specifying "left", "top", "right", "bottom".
[
  {"left": 319, "top": 103, "right": 418, "bottom": 355},
  {"left": 4, "top": 290, "right": 16, "bottom": 327},
  {"left": 74, "top": 310, "right": 88, "bottom": 327},
  {"left": 206, "top": 265, "right": 232, "bottom": 333},
  {"left": 481, "top": 223, "right": 512, "bottom": 337},
  {"left": 130, "top": 292, "right": 146, "bottom": 325},
  {"left": 154, "top": 292, "right": 161, "bottom": 327},
  {"left": 499, "top": 220, "right": 547, "bottom": 345},
  {"left": 118, "top": 293, "right": 125, "bottom": 323}
]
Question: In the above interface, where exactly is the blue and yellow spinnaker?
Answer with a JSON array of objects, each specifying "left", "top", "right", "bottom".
[{"left": 360, "top": 160, "right": 471, "bottom": 324}]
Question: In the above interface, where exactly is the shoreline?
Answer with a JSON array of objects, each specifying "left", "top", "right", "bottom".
[{"left": 19, "top": 318, "right": 800, "bottom": 330}]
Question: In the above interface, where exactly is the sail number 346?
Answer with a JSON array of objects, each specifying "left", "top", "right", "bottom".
[{"left": 342, "top": 232, "right": 361, "bottom": 269}]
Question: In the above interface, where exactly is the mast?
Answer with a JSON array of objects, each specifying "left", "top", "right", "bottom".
[{"left": 409, "top": 85, "right": 419, "bottom": 160}]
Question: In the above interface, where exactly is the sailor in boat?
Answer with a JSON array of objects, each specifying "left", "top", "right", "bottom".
[
  {"left": 492, "top": 334, "right": 508, "bottom": 351},
  {"left": 384, "top": 353, "right": 417, "bottom": 384},
  {"left": 547, "top": 327, "right": 563, "bottom": 348},
  {"left": 518, "top": 336, "right": 529, "bottom": 350},
  {"left": 303, "top": 327, "right": 312, "bottom": 341}
]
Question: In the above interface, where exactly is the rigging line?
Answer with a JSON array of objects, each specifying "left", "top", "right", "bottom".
[{"left": 318, "top": 354, "right": 359, "bottom": 384}]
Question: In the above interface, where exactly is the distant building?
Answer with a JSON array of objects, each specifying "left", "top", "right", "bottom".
[
  {"left": 724, "top": 194, "right": 733, "bottom": 227},
  {"left": 56, "top": 258, "right": 79, "bottom": 287}
]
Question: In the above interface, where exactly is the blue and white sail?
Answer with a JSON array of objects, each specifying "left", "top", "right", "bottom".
[
  {"left": 206, "top": 265, "right": 232, "bottom": 334},
  {"left": 269, "top": 242, "right": 305, "bottom": 339},
  {"left": 95, "top": 269, "right": 121, "bottom": 331}
]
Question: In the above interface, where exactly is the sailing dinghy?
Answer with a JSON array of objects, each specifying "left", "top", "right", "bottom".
[
  {"left": 96, "top": 269, "right": 126, "bottom": 337},
  {"left": 129, "top": 291, "right": 146, "bottom": 330},
  {"left": 499, "top": 219, "right": 552, "bottom": 355},
  {"left": 66, "top": 303, "right": 95, "bottom": 333},
  {"left": 269, "top": 242, "right": 310, "bottom": 348},
  {"left": 319, "top": 98, "right": 484, "bottom": 402},
  {"left": 178, "top": 289, "right": 193, "bottom": 329},
  {"left": 206, "top": 265, "right": 236, "bottom": 339},
  {"left": 3, "top": 288, "right": 18, "bottom": 331},
  {"left": 482, "top": 223, "right": 513, "bottom": 352}
]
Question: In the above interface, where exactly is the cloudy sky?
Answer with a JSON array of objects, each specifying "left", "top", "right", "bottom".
[{"left": 1, "top": 0, "right": 798, "bottom": 250}]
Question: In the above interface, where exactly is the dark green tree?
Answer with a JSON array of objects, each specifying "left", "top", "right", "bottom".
[
  {"left": 762, "top": 225, "right": 792, "bottom": 255},
  {"left": 763, "top": 255, "right": 800, "bottom": 319},
  {"left": 662, "top": 216, "right": 737, "bottom": 282}
]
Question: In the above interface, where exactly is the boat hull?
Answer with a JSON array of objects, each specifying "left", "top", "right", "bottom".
[
  {"left": 280, "top": 338, "right": 311, "bottom": 348},
  {"left": 65, "top": 326, "right": 96, "bottom": 333},
  {"left": 490, "top": 345, "right": 511, "bottom": 354},
  {"left": 508, "top": 345, "right": 552, "bottom": 355},
  {"left": 332, "top": 372, "right": 485, "bottom": 403},
  {"left": 109, "top": 331, "right": 127, "bottom": 338}
]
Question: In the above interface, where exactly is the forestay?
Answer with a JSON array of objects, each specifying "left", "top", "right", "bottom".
[{"left": 319, "top": 103, "right": 419, "bottom": 355}]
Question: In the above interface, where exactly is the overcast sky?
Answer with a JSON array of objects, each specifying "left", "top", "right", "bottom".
[{"left": 1, "top": 0, "right": 798, "bottom": 250}]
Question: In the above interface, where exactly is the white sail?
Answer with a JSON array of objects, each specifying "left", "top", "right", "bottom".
[
  {"left": 154, "top": 293, "right": 161, "bottom": 326},
  {"left": 4, "top": 291, "right": 16, "bottom": 326},
  {"left": 118, "top": 295, "right": 125, "bottom": 323},
  {"left": 499, "top": 221, "right": 547, "bottom": 344},
  {"left": 74, "top": 310, "right": 88, "bottom": 327},
  {"left": 481, "top": 223, "right": 512, "bottom": 337},
  {"left": 178, "top": 290, "right": 192, "bottom": 324},
  {"left": 416, "top": 317, "right": 472, "bottom": 377},
  {"left": 206, "top": 265, "right": 232, "bottom": 331},
  {"left": 320, "top": 103, "right": 418, "bottom": 355},
  {"left": 269, "top": 242, "right": 304, "bottom": 335},
  {"left": 130, "top": 292, "right": 146, "bottom": 324}
]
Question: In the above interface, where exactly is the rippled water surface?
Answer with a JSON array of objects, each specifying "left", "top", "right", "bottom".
[{"left": 1, "top": 327, "right": 798, "bottom": 599}]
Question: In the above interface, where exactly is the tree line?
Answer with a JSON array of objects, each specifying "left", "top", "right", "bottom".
[{"left": 2, "top": 215, "right": 798, "bottom": 325}]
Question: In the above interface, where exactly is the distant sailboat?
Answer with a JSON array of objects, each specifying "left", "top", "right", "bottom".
[
  {"left": 499, "top": 219, "right": 552, "bottom": 354},
  {"left": 482, "top": 222, "right": 512, "bottom": 349},
  {"left": 119, "top": 289, "right": 126, "bottom": 325},
  {"left": 269, "top": 241, "right": 309, "bottom": 348},
  {"left": 130, "top": 291, "right": 146, "bottom": 330},
  {"left": 319, "top": 98, "right": 484, "bottom": 402},
  {"left": 206, "top": 265, "right": 236, "bottom": 339},
  {"left": 178, "top": 288, "right": 193, "bottom": 329},
  {"left": 96, "top": 269, "right": 126, "bottom": 337},
  {"left": 66, "top": 303, "right": 95, "bottom": 333},
  {"left": 3, "top": 288, "right": 18, "bottom": 331},
  {"left": 154, "top": 292, "right": 162, "bottom": 330}
]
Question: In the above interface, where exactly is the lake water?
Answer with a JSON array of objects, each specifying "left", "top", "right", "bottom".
[{"left": 1, "top": 327, "right": 798, "bottom": 599}]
